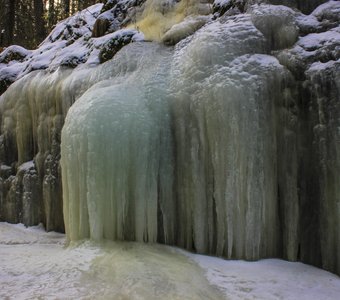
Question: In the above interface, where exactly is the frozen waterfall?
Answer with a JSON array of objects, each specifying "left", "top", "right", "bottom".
[
  {"left": 0, "top": 0, "right": 339, "bottom": 277},
  {"left": 62, "top": 17, "right": 296, "bottom": 261},
  {"left": 62, "top": 43, "right": 174, "bottom": 243}
]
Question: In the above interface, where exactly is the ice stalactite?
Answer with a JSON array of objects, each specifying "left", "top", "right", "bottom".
[
  {"left": 0, "top": 69, "right": 72, "bottom": 230},
  {"left": 61, "top": 15, "right": 292, "bottom": 262},
  {"left": 0, "top": 61, "right": 137, "bottom": 230},
  {"left": 60, "top": 3, "right": 340, "bottom": 275},
  {"left": 61, "top": 43, "right": 175, "bottom": 242},
  {"left": 169, "top": 16, "right": 288, "bottom": 259},
  {"left": 306, "top": 61, "right": 340, "bottom": 275}
]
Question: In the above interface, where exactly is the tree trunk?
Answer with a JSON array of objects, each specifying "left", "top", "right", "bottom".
[
  {"left": 4, "top": 0, "right": 16, "bottom": 46},
  {"left": 71, "top": 0, "right": 77, "bottom": 15},
  {"left": 34, "top": 0, "right": 46, "bottom": 44},
  {"left": 62, "top": 0, "right": 70, "bottom": 18},
  {"left": 48, "top": 0, "right": 55, "bottom": 30},
  {"left": 78, "top": 0, "right": 84, "bottom": 11}
]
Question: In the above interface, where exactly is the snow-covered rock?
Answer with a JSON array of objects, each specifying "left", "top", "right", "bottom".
[
  {"left": 162, "top": 15, "right": 211, "bottom": 45},
  {"left": 0, "top": 46, "right": 31, "bottom": 64},
  {"left": 250, "top": 4, "right": 299, "bottom": 50},
  {"left": 277, "top": 26, "right": 340, "bottom": 78},
  {"left": 312, "top": 0, "right": 340, "bottom": 29},
  {"left": 213, "top": 0, "right": 331, "bottom": 16},
  {"left": 0, "top": 46, "right": 32, "bottom": 94},
  {"left": 96, "top": 29, "right": 144, "bottom": 63},
  {"left": 0, "top": 1, "right": 149, "bottom": 95}
]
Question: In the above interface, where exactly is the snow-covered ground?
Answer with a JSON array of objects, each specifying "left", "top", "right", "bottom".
[{"left": 1, "top": 222, "right": 339, "bottom": 299}]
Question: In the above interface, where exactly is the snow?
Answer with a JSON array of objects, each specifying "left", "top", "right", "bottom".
[
  {"left": 298, "top": 27, "right": 340, "bottom": 51},
  {"left": 1, "top": 222, "right": 340, "bottom": 299},
  {"left": 0, "top": 0, "right": 339, "bottom": 91},
  {"left": 0, "top": 64, "right": 21, "bottom": 81},
  {"left": 192, "top": 256, "right": 340, "bottom": 300},
  {"left": 308, "top": 59, "right": 339, "bottom": 73},
  {"left": 296, "top": 14, "right": 320, "bottom": 32},
  {"left": 250, "top": 4, "right": 299, "bottom": 49},
  {"left": 0, "top": 222, "right": 64, "bottom": 245},
  {"left": 0, "top": 4, "right": 105, "bottom": 83},
  {"left": 92, "top": 28, "right": 144, "bottom": 47},
  {"left": 0, "top": 2, "right": 148, "bottom": 85},
  {"left": 0, "top": 223, "right": 100, "bottom": 299},
  {"left": 213, "top": 0, "right": 231, "bottom": 6},
  {"left": 312, "top": 0, "right": 340, "bottom": 19},
  {"left": 276, "top": 23, "right": 340, "bottom": 74},
  {"left": 18, "top": 160, "right": 35, "bottom": 172},
  {"left": 162, "top": 15, "right": 211, "bottom": 45},
  {"left": 0, "top": 46, "right": 31, "bottom": 63}
]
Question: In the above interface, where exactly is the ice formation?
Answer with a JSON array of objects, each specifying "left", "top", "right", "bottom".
[
  {"left": 61, "top": 1, "right": 340, "bottom": 274},
  {"left": 62, "top": 43, "right": 174, "bottom": 242},
  {"left": 0, "top": 0, "right": 339, "bottom": 276},
  {"left": 61, "top": 13, "right": 292, "bottom": 261},
  {"left": 128, "top": 0, "right": 213, "bottom": 41}
]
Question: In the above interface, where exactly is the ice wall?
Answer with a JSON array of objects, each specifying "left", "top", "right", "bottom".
[
  {"left": 169, "top": 16, "right": 281, "bottom": 259},
  {"left": 305, "top": 61, "right": 340, "bottom": 275},
  {"left": 61, "top": 18, "right": 294, "bottom": 260},
  {"left": 62, "top": 43, "right": 174, "bottom": 242},
  {"left": 0, "top": 59, "right": 142, "bottom": 230},
  {"left": 60, "top": 3, "right": 340, "bottom": 275},
  {"left": 0, "top": 69, "right": 71, "bottom": 230}
]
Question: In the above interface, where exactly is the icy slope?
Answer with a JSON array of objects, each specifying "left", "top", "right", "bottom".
[{"left": 1, "top": 222, "right": 340, "bottom": 300}]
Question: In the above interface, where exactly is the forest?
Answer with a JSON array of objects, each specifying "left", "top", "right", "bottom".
[{"left": 0, "top": 0, "right": 102, "bottom": 49}]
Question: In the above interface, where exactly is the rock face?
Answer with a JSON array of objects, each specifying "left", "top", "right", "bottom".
[
  {"left": 0, "top": 0, "right": 339, "bottom": 276},
  {"left": 0, "top": 46, "right": 32, "bottom": 95},
  {"left": 213, "top": 0, "right": 330, "bottom": 16},
  {"left": 0, "top": 70, "right": 67, "bottom": 231}
]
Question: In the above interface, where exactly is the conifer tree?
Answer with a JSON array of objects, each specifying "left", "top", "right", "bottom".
[{"left": 0, "top": 0, "right": 103, "bottom": 49}]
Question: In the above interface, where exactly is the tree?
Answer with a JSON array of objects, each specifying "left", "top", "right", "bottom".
[
  {"left": 48, "top": 0, "right": 55, "bottom": 30},
  {"left": 34, "top": 0, "right": 46, "bottom": 44},
  {"left": 61, "top": 0, "right": 70, "bottom": 19},
  {"left": 0, "top": 0, "right": 103, "bottom": 49},
  {"left": 0, "top": 0, "right": 16, "bottom": 47},
  {"left": 15, "top": 0, "right": 36, "bottom": 48}
]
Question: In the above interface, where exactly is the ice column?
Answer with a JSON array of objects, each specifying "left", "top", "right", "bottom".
[{"left": 61, "top": 43, "right": 175, "bottom": 242}]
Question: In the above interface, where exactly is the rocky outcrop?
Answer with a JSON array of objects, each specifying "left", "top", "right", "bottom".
[
  {"left": 213, "top": 0, "right": 330, "bottom": 16},
  {"left": 99, "top": 29, "right": 141, "bottom": 62},
  {"left": 0, "top": 1, "right": 148, "bottom": 96},
  {"left": 0, "top": 46, "right": 31, "bottom": 95},
  {"left": 92, "top": 0, "right": 144, "bottom": 38}
]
